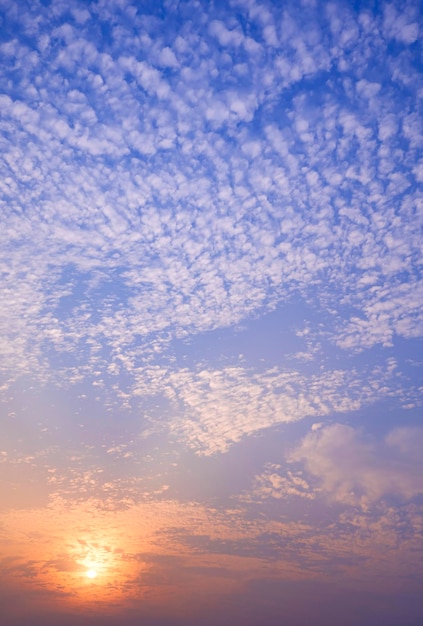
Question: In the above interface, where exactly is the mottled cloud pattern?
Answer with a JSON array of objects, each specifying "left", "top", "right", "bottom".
[{"left": 0, "top": 0, "right": 422, "bottom": 624}]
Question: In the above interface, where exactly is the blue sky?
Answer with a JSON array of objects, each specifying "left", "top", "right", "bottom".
[{"left": 1, "top": 0, "right": 423, "bottom": 624}]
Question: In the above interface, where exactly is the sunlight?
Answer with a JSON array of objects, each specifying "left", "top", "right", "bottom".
[{"left": 86, "top": 569, "right": 97, "bottom": 579}]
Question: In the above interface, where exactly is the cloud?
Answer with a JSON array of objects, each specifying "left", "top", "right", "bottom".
[
  {"left": 0, "top": 2, "right": 422, "bottom": 624},
  {"left": 0, "top": 0, "right": 421, "bottom": 452},
  {"left": 244, "top": 463, "right": 314, "bottom": 501},
  {"left": 290, "top": 423, "right": 423, "bottom": 506},
  {"left": 156, "top": 361, "right": 403, "bottom": 455},
  {"left": 383, "top": 2, "right": 420, "bottom": 45}
]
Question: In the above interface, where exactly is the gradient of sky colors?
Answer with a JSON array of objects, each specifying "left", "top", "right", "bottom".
[{"left": 1, "top": 0, "right": 423, "bottom": 624}]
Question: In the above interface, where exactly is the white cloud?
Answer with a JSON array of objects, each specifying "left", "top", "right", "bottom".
[
  {"left": 158, "top": 46, "right": 179, "bottom": 68},
  {"left": 209, "top": 20, "right": 244, "bottom": 48},
  {"left": 136, "top": 361, "right": 404, "bottom": 456},
  {"left": 290, "top": 423, "right": 423, "bottom": 506},
  {"left": 383, "top": 3, "right": 420, "bottom": 45},
  {"left": 245, "top": 464, "right": 315, "bottom": 501},
  {"left": 0, "top": 0, "right": 421, "bottom": 415}
]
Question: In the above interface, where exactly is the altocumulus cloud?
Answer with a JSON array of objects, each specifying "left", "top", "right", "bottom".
[
  {"left": 1, "top": 1, "right": 423, "bottom": 624},
  {"left": 0, "top": 0, "right": 422, "bottom": 395}
]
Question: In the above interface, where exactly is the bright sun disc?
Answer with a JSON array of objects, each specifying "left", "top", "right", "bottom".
[{"left": 86, "top": 569, "right": 97, "bottom": 579}]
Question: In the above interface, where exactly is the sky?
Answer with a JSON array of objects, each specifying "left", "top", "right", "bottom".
[{"left": 0, "top": 0, "right": 423, "bottom": 624}]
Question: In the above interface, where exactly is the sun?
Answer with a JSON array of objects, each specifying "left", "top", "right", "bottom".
[{"left": 86, "top": 569, "right": 97, "bottom": 579}]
